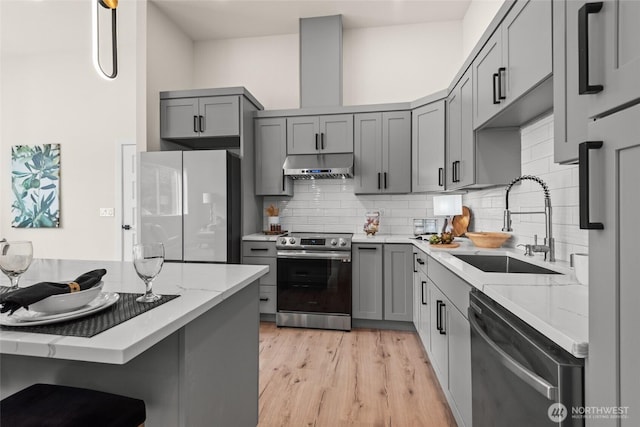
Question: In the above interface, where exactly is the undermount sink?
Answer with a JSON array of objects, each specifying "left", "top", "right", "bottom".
[{"left": 452, "top": 254, "right": 562, "bottom": 275}]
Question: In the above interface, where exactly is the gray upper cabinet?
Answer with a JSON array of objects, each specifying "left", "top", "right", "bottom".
[
  {"left": 500, "top": 0, "right": 552, "bottom": 107},
  {"left": 473, "top": 0, "right": 552, "bottom": 129},
  {"left": 584, "top": 0, "right": 640, "bottom": 119},
  {"left": 160, "top": 96, "right": 240, "bottom": 139},
  {"left": 352, "top": 244, "right": 384, "bottom": 320},
  {"left": 446, "top": 69, "right": 475, "bottom": 190},
  {"left": 383, "top": 244, "right": 413, "bottom": 322},
  {"left": 473, "top": 30, "right": 503, "bottom": 128},
  {"left": 412, "top": 100, "right": 445, "bottom": 192},
  {"left": 354, "top": 111, "right": 411, "bottom": 194},
  {"left": 255, "top": 118, "right": 293, "bottom": 196},
  {"left": 286, "top": 114, "right": 353, "bottom": 154},
  {"left": 553, "top": 0, "right": 589, "bottom": 164}
]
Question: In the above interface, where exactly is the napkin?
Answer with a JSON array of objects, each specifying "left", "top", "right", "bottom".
[{"left": 0, "top": 269, "right": 107, "bottom": 315}]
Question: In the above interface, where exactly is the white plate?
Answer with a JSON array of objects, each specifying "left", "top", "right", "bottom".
[{"left": 0, "top": 292, "right": 120, "bottom": 327}]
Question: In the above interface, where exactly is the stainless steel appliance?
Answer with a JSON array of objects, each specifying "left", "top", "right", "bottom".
[
  {"left": 469, "top": 290, "right": 584, "bottom": 426},
  {"left": 139, "top": 150, "right": 241, "bottom": 263},
  {"left": 283, "top": 153, "right": 354, "bottom": 179},
  {"left": 276, "top": 232, "right": 352, "bottom": 331}
]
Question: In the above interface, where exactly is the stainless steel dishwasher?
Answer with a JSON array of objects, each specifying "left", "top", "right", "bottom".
[{"left": 468, "top": 290, "right": 584, "bottom": 426}]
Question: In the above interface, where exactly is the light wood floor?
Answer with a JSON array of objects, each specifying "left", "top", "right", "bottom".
[{"left": 258, "top": 322, "right": 457, "bottom": 427}]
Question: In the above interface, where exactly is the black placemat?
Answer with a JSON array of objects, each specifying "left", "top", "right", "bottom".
[{"left": 0, "top": 292, "right": 179, "bottom": 338}]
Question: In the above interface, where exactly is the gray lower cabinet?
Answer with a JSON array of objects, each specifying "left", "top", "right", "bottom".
[
  {"left": 383, "top": 244, "right": 414, "bottom": 322},
  {"left": 242, "top": 241, "right": 277, "bottom": 314},
  {"left": 421, "top": 255, "right": 472, "bottom": 427},
  {"left": 352, "top": 244, "right": 384, "bottom": 320},
  {"left": 255, "top": 118, "right": 293, "bottom": 196},
  {"left": 585, "top": 0, "right": 640, "bottom": 119},
  {"left": 412, "top": 248, "right": 430, "bottom": 351},
  {"left": 354, "top": 111, "right": 411, "bottom": 194},
  {"left": 160, "top": 96, "right": 240, "bottom": 139},
  {"left": 353, "top": 243, "right": 413, "bottom": 321},
  {"left": 412, "top": 100, "right": 446, "bottom": 192},
  {"left": 286, "top": 114, "right": 353, "bottom": 154},
  {"left": 553, "top": 0, "right": 589, "bottom": 164}
]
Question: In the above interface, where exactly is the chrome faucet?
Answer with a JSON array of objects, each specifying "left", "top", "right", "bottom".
[{"left": 502, "top": 175, "right": 555, "bottom": 262}]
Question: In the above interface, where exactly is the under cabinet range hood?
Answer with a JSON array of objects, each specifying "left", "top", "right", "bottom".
[{"left": 283, "top": 153, "right": 353, "bottom": 179}]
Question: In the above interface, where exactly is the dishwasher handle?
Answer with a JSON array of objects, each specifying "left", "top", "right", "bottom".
[{"left": 468, "top": 311, "right": 558, "bottom": 401}]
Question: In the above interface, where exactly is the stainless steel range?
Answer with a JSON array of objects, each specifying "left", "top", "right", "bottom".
[{"left": 276, "top": 232, "right": 352, "bottom": 331}]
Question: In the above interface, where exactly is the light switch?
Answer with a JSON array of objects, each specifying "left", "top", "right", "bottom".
[{"left": 100, "top": 208, "right": 115, "bottom": 217}]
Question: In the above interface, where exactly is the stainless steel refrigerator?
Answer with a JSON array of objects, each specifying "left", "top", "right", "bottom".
[{"left": 139, "top": 150, "right": 241, "bottom": 263}]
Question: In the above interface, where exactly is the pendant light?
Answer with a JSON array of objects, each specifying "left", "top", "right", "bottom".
[{"left": 92, "top": 0, "right": 118, "bottom": 80}]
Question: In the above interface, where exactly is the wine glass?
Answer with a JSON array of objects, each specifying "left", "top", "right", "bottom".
[
  {"left": 132, "top": 243, "right": 164, "bottom": 303},
  {"left": 0, "top": 241, "right": 33, "bottom": 290}
]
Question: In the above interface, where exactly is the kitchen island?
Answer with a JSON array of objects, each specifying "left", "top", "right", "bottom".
[{"left": 0, "top": 259, "right": 268, "bottom": 427}]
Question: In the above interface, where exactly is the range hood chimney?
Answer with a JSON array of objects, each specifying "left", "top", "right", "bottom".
[{"left": 299, "top": 15, "right": 343, "bottom": 108}]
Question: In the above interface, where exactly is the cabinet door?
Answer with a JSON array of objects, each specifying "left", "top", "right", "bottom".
[
  {"left": 160, "top": 98, "right": 199, "bottom": 139},
  {"left": 412, "top": 101, "right": 445, "bottom": 192},
  {"left": 447, "top": 69, "right": 474, "bottom": 190},
  {"left": 586, "top": 103, "right": 640, "bottom": 426},
  {"left": 255, "top": 118, "right": 292, "bottom": 196},
  {"left": 352, "top": 244, "right": 383, "bottom": 320},
  {"left": 473, "top": 30, "right": 503, "bottom": 128},
  {"left": 354, "top": 113, "right": 383, "bottom": 194},
  {"left": 587, "top": 0, "right": 640, "bottom": 118},
  {"left": 287, "top": 116, "right": 320, "bottom": 154},
  {"left": 381, "top": 111, "right": 412, "bottom": 194},
  {"left": 183, "top": 150, "right": 227, "bottom": 262},
  {"left": 429, "top": 285, "right": 449, "bottom": 385},
  {"left": 419, "top": 274, "right": 431, "bottom": 352},
  {"left": 501, "top": 0, "right": 552, "bottom": 105},
  {"left": 553, "top": 0, "right": 589, "bottom": 164},
  {"left": 448, "top": 305, "right": 472, "bottom": 427},
  {"left": 199, "top": 96, "right": 240, "bottom": 137},
  {"left": 412, "top": 251, "right": 421, "bottom": 330},
  {"left": 139, "top": 151, "right": 183, "bottom": 262},
  {"left": 383, "top": 244, "right": 413, "bottom": 322},
  {"left": 319, "top": 114, "right": 354, "bottom": 153}
]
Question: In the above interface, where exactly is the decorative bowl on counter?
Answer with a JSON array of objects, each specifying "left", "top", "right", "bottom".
[
  {"left": 466, "top": 232, "right": 511, "bottom": 248},
  {"left": 29, "top": 282, "right": 104, "bottom": 314}
]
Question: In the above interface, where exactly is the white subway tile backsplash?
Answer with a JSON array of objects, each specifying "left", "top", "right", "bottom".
[
  {"left": 262, "top": 115, "right": 586, "bottom": 262},
  {"left": 462, "top": 114, "right": 588, "bottom": 262}
]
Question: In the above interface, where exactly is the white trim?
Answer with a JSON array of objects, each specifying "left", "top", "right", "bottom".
[{"left": 115, "top": 140, "right": 136, "bottom": 261}]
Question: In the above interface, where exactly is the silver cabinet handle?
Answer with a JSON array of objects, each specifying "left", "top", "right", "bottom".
[{"left": 468, "top": 312, "right": 558, "bottom": 400}]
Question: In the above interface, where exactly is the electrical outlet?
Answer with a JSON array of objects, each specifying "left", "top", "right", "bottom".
[{"left": 100, "top": 208, "right": 115, "bottom": 217}]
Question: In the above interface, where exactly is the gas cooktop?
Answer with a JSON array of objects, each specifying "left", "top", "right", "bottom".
[{"left": 276, "top": 232, "right": 353, "bottom": 251}]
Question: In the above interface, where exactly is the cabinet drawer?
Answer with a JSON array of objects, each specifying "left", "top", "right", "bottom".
[
  {"left": 259, "top": 285, "right": 276, "bottom": 314},
  {"left": 427, "top": 256, "right": 471, "bottom": 318},
  {"left": 242, "top": 256, "right": 276, "bottom": 286},
  {"left": 414, "top": 249, "right": 428, "bottom": 276},
  {"left": 242, "top": 241, "right": 277, "bottom": 258}
]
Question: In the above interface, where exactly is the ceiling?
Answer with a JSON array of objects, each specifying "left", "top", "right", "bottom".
[{"left": 151, "top": 0, "right": 473, "bottom": 41}]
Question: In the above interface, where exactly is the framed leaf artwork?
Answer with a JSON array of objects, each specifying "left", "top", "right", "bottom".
[{"left": 11, "top": 144, "right": 61, "bottom": 228}]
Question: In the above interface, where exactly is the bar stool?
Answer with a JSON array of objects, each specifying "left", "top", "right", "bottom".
[{"left": 0, "top": 383, "right": 146, "bottom": 427}]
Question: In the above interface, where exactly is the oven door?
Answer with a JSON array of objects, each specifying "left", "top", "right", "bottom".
[{"left": 277, "top": 251, "right": 352, "bottom": 315}]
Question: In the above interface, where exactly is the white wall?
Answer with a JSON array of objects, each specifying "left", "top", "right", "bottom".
[
  {"left": 194, "top": 34, "right": 299, "bottom": 110},
  {"left": 462, "top": 0, "right": 505, "bottom": 59},
  {"left": 343, "top": 21, "right": 462, "bottom": 105},
  {"left": 146, "top": 1, "right": 195, "bottom": 152},
  {"left": 194, "top": 21, "right": 463, "bottom": 110},
  {"left": 0, "top": 0, "right": 140, "bottom": 260}
]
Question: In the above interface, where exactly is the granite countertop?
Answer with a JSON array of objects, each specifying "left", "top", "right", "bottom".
[
  {"left": 0, "top": 259, "right": 268, "bottom": 364},
  {"left": 353, "top": 234, "right": 588, "bottom": 358}
]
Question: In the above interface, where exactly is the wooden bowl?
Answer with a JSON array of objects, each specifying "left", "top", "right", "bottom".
[{"left": 465, "top": 232, "right": 511, "bottom": 248}]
